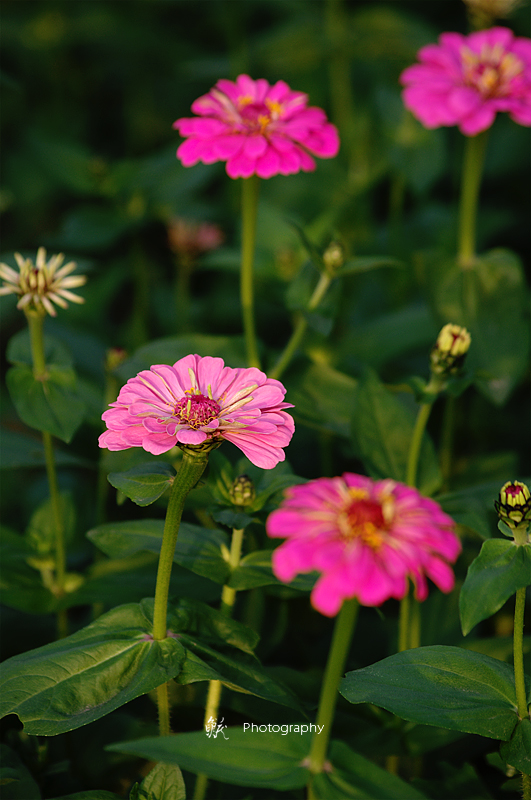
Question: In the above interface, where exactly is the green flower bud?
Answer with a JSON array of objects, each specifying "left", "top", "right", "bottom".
[
  {"left": 322, "top": 241, "right": 344, "bottom": 274},
  {"left": 430, "top": 323, "right": 471, "bottom": 377},
  {"left": 494, "top": 480, "right": 531, "bottom": 533},
  {"left": 230, "top": 474, "right": 256, "bottom": 507}
]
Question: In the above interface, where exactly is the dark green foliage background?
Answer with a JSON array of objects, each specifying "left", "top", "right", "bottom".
[{"left": 1, "top": 1, "right": 530, "bottom": 798}]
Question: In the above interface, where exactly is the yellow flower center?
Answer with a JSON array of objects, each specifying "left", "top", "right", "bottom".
[
  {"left": 461, "top": 44, "right": 524, "bottom": 98},
  {"left": 338, "top": 487, "right": 393, "bottom": 550}
]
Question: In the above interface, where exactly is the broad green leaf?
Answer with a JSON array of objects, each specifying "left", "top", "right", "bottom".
[
  {"left": 336, "top": 255, "right": 402, "bottom": 277},
  {"left": 429, "top": 248, "right": 529, "bottom": 405},
  {"left": 49, "top": 793, "right": 120, "bottom": 800},
  {"left": 0, "top": 429, "right": 91, "bottom": 469},
  {"left": 107, "top": 728, "right": 311, "bottom": 790},
  {"left": 6, "top": 328, "right": 73, "bottom": 368},
  {"left": 6, "top": 363, "right": 85, "bottom": 443},
  {"left": 169, "top": 600, "right": 301, "bottom": 710},
  {"left": 0, "top": 603, "right": 186, "bottom": 735},
  {"left": 352, "top": 370, "right": 441, "bottom": 495},
  {"left": 460, "top": 539, "right": 531, "bottom": 635},
  {"left": 229, "top": 550, "right": 280, "bottom": 590},
  {"left": 437, "top": 481, "right": 503, "bottom": 540},
  {"left": 132, "top": 762, "right": 185, "bottom": 800},
  {"left": 117, "top": 335, "right": 247, "bottom": 381},
  {"left": 288, "top": 362, "right": 357, "bottom": 438},
  {"left": 310, "top": 740, "right": 426, "bottom": 799},
  {"left": 87, "top": 519, "right": 230, "bottom": 584},
  {"left": 26, "top": 492, "right": 76, "bottom": 556},
  {"left": 0, "top": 744, "right": 41, "bottom": 799},
  {"left": 500, "top": 719, "right": 531, "bottom": 774},
  {"left": 340, "top": 645, "right": 519, "bottom": 740},
  {"left": 0, "top": 528, "right": 59, "bottom": 614},
  {"left": 107, "top": 463, "right": 174, "bottom": 506}
]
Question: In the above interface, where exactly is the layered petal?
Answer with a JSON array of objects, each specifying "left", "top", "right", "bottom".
[{"left": 266, "top": 474, "right": 461, "bottom": 617}]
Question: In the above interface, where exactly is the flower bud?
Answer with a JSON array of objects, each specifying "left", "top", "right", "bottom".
[
  {"left": 430, "top": 323, "right": 471, "bottom": 377},
  {"left": 494, "top": 481, "right": 531, "bottom": 532},
  {"left": 322, "top": 241, "right": 344, "bottom": 274},
  {"left": 230, "top": 474, "right": 256, "bottom": 507},
  {"left": 105, "top": 347, "right": 128, "bottom": 373},
  {"left": 463, "top": 0, "right": 524, "bottom": 29}
]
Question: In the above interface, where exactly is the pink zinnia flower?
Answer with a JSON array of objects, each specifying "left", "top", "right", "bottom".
[
  {"left": 267, "top": 474, "right": 461, "bottom": 617},
  {"left": 99, "top": 354, "right": 294, "bottom": 470},
  {"left": 173, "top": 74, "right": 340, "bottom": 179},
  {"left": 400, "top": 27, "right": 531, "bottom": 135}
]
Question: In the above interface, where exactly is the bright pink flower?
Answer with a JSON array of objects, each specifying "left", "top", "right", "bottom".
[
  {"left": 400, "top": 27, "right": 531, "bottom": 135},
  {"left": 99, "top": 354, "right": 294, "bottom": 470},
  {"left": 174, "top": 74, "right": 340, "bottom": 179},
  {"left": 267, "top": 474, "right": 461, "bottom": 617}
]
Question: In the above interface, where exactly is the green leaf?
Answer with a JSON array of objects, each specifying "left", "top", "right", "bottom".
[
  {"left": 6, "top": 328, "right": 73, "bottom": 368},
  {"left": 0, "top": 744, "right": 41, "bottom": 799},
  {"left": 87, "top": 519, "right": 230, "bottom": 584},
  {"left": 429, "top": 248, "right": 530, "bottom": 405},
  {"left": 107, "top": 728, "right": 311, "bottom": 790},
  {"left": 340, "top": 645, "right": 519, "bottom": 740},
  {"left": 117, "top": 335, "right": 247, "bottom": 382},
  {"left": 335, "top": 255, "right": 402, "bottom": 277},
  {"left": 169, "top": 600, "right": 301, "bottom": 710},
  {"left": 500, "top": 718, "right": 531, "bottom": 774},
  {"left": 229, "top": 550, "right": 280, "bottom": 590},
  {"left": 310, "top": 740, "right": 427, "bottom": 799},
  {"left": 352, "top": 370, "right": 441, "bottom": 495},
  {"left": 460, "top": 539, "right": 531, "bottom": 635},
  {"left": 437, "top": 480, "right": 503, "bottom": 540},
  {"left": 48, "top": 793, "right": 121, "bottom": 800},
  {"left": 6, "top": 363, "right": 85, "bottom": 443},
  {"left": 107, "top": 463, "right": 175, "bottom": 506},
  {"left": 288, "top": 362, "right": 357, "bottom": 438},
  {"left": 133, "top": 762, "right": 186, "bottom": 800},
  {"left": 0, "top": 528, "right": 59, "bottom": 614},
  {"left": 26, "top": 492, "right": 76, "bottom": 556},
  {"left": 0, "top": 429, "right": 91, "bottom": 469},
  {"left": 0, "top": 602, "right": 186, "bottom": 735}
]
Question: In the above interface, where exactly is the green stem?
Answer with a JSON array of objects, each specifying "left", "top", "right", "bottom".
[
  {"left": 398, "top": 590, "right": 410, "bottom": 653},
  {"left": 514, "top": 586, "right": 529, "bottom": 721},
  {"left": 152, "top": 451, "right": 209, "bottom": 641},
  {"left": 157, "top": 682, "right": 171, "bottom": 737},
  {"left": 27, "top": 312, "right": 67, "bottom": 637},
  {"left": 240, "top": 175, "right": 261, "bottom": 369},
  {"left": 220, "top": 527, "right": 245, "bottom": 615},
  {"left": 194, "top": 527, "right": 245, "bottom": 800},
  {"left": 270, "top": 271, "right": 331, "bottom": 381},
  {"left": 457, "top": 131, "right": 488, "bottom": 267},
  {"left": 406, "top": 402, "right": 433, "bottom": 490},
  {"left": 522, "top": 773, "right": 531, "bottom": 800},
  {"left": 307, "top": 599, "right": 358, "bottom": 775}
]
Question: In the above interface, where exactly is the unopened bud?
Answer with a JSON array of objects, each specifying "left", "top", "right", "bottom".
[
  {"left": 105, "top": 347, "right": 127, "bottom": 372},
  {"left": 230, "top": 474, "right": 255, "bottom": 507},
  {"left": 430, "top": 324, "right": 471, "bottom": 377},
  {"left": 494, "top": 481, "right": 531, "bottom": 533},
  {"left": 463, "top": 0, "right": 524, "bottom": 29},
  {"left": 322, "top": 241, "right": 344, "bottom": 274}
]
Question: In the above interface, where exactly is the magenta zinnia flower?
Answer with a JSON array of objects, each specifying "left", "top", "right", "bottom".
[
  {"left": 99, "top": 354, "right": 294, "bottom": 470},
  {"left": 400, "top": 27, "right": 531, "bottom": 135},
  {"left": 266, "top": 474, "right": 461, "bottom": 617},
  {"left": 174, "top": 74, "right": 340, "bottom": 179}
]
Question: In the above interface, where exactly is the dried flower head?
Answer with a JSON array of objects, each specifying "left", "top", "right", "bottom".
[
  {"left": 430, "top": 323, "right": 471, "bottom": 377},
  {"left": 167, "top": 217, "right": 224, "bottom": 258},
  {"left": 174, "top": 74, "right": 340, "bottom": 179},
  {"left": 0, "top": 247, "right": 86, "bottom": 317},
  {"left": 267, "top": 474, "right": 461, "bottom": 617},
  {"left": 494, "top": 480, "right": 531, "bottom": 531},
  {"left": 99, "top": 354, "right": 295, "bottom": 470},
  {"left": 400, "top": 27, "right": 531, "bottom": 135}
]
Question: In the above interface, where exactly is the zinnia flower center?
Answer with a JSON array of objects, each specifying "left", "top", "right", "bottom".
[
  {"left": 174, "top": 393, "right": 221, "bottom": 429},
  {"left": 461, "top": 44, "right": 524, "bottom": 98},
  {"left": 339, "top": 491, "right": 389, "bottom": 549},
  {"left": 238, "top": 96, "right": 283, "bottom": 133}
]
